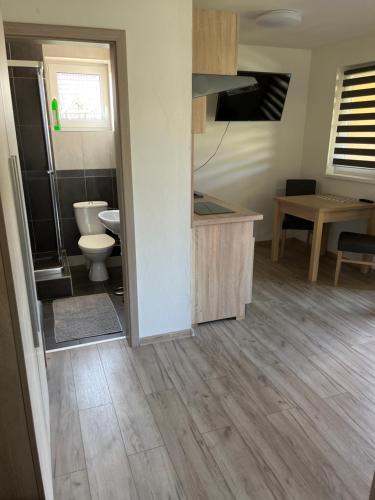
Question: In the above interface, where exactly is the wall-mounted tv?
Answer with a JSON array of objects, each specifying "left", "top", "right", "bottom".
[{"left": 215, "top": 71, "right": 291, "bottom": 122}]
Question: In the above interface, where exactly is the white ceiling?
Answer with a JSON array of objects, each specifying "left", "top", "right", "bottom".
[{"left": 194, "top": 0, "right": 375, "bottom": 49}]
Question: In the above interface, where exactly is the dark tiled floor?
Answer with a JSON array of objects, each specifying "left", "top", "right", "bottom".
[{"left": 43, "top": 265, "right": 126, "bottom": 351}]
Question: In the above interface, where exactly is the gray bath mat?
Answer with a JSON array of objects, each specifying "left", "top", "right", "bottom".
[{"left": 53, "top": 293, "right": 122, "bottom": 343}]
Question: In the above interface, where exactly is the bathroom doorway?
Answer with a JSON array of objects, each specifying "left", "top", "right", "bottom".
[{"left": 4, "top": 24, "right": 139, "bottom": 349}]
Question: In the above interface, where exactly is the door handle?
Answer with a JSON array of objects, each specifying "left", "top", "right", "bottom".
[{"left": 9, "top": 155, "right": 40, "bottom": 348}]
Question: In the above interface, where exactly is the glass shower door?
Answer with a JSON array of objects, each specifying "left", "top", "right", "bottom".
[{"left": 7, "top": 59, "right": 64, "bottom": 276}]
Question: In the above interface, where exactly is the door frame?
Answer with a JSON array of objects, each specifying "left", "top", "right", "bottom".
[{"left": 4, "top": 22, "right": 140, "bottom": 346}]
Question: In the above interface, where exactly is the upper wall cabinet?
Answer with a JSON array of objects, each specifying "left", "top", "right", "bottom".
[{"left": 193, "top": 8, "right": 239, "bottom": 76}]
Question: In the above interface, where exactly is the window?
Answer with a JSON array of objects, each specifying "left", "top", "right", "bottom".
[
  {"left": 46, "top": 58, "right": 112, "bottom": 131},
  {"left": 327, "top": 62, "right": 375, "bottom": 182}
]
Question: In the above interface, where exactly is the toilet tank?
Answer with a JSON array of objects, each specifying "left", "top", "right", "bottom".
[{"left": 73, "top": 201, "right": 108, "bottom": 235}]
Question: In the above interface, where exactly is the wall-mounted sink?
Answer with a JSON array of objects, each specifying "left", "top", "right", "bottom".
[{"left": 98, "top": 210, "right": 120, "bottom": 235}]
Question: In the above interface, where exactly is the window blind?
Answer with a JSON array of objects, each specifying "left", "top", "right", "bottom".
[
  {"left": 333, "top": 64, "right": 375, "bottom": 169},
  {"left": 260, "top": 74, "right": 290, "bottom": 121}
]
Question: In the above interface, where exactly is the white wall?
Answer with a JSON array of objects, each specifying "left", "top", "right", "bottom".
[
  {"left": 301, "top": 34, "right": 375, "bottom": 250},
  {"left": 194, "top": 44, "right": 312, "bottom": 240},
  {"left": 0, "top": 0, "right": 192, "bottom": 338}
]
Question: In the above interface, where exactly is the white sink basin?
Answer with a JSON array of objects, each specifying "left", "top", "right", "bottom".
[{"left": 98, "top": 210, "right": 120, "bottom": 235}]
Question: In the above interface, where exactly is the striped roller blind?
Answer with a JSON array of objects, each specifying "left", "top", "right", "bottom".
[
  {"left": 260, "top": 74, "right": 290, "bottom": 121},
  {"left": 333, "top": 64, "right": 375, "bottom": 169}
]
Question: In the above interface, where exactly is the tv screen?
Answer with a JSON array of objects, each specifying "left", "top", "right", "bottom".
[{"left": 215, "top": 71, "right": 291, "bottom": 122}]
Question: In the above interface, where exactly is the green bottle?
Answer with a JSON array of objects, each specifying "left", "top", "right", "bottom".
[{"left": 51, "top": 98, "right": 62, "bottom": 131}]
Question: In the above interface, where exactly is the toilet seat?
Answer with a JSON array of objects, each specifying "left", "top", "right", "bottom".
[{"left": 78, "top": 234, "right": 115, "bottom": 253}]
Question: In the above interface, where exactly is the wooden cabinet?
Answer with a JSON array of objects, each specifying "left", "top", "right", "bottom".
[
  {"left": 193, "top": 221, "right": 254, "bottom": 323},
  {"left": 192, "top": 96, "right": 206, "bottom": 134},
  {"left": 193, "top": 8, "right": 239, "bottom": 76},
  {"left": 192, "top": 195, "right": 263, "bottom": 324}
]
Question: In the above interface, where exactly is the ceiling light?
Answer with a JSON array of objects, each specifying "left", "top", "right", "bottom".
[{"left": 255, "top": 10, "right": 302, "bottom": 28}]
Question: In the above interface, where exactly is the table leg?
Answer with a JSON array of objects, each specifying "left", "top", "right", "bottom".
[
  {"left": 271, "top": 200, "right": 282, "bottom": 262},
  {"left": 308, "top": 215, "right": 323, "bottom": 282}
]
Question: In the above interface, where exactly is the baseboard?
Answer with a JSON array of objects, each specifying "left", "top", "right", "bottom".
[
  {"left": 326, "top": 249, "right": 338, "bottom": 260},
  {"left": 276, "top": 237, "right": 372, "bottom": 271},
  {"left": 256, "top": 237, "right": 373, "bottom": 274},
  {"left": 255, "top": 239, "right": 271, "bottom": 247},
  {"left": 139, "top": 328, "right": 194, "bottom": 346}
]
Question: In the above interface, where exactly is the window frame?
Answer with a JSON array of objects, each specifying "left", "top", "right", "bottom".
[
  {"left": 45, "top": 56, "right": 113, "bottom": 132},
  {"left": 326, "top": 61, "right": 375, "bottom": 184}
]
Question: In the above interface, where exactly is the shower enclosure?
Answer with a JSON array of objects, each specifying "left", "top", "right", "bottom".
[{"left": 8, "top": 59, "right": 64, "bottom": 277}]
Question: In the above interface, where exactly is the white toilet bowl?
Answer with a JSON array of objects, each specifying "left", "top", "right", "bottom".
[
  {"left": 78, "top": 234, "right": 115, "bottom": 282},
  {"left": 73, "top": 201, "right": 115, "bottom": 282}
]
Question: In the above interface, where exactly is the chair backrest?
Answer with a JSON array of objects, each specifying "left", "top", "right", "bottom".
[{"left": 285, "top": 179, "right": 316, "bottom": 196}]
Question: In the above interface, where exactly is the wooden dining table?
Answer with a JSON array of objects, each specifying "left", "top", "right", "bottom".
[{"left": 271, "top": 194, "right": 375, "bottom": 282}]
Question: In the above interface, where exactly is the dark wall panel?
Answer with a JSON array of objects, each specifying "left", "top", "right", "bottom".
[
  {"left": 57, "top": 169, "right": 118, "bottom": 255},
  {"left": 8, "top": 40, "right": 57, "bottom": 257},
  {"left": 57, "top": 177, "right": 86, "bottom": 219}
]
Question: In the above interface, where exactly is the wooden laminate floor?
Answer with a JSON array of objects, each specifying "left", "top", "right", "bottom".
[{"left": 48, "top": 240, "right": 375, "bottom": 500}]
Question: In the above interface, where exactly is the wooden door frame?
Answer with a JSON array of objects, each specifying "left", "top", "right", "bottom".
[{"left": 4, "top": 22, "right": 140, "bottom": 346}]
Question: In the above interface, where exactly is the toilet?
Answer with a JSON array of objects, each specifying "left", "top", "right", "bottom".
[{"left": 73, "top": 201, "right": 115, "bottom": 282}]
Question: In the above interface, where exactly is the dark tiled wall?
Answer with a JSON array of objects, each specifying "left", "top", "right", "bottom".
[
  {"left": 57, "top": 169, "right": 118, "bottom": 255},
  {"left": 7, "top": 40, "right": 57, "bottom": 255}
]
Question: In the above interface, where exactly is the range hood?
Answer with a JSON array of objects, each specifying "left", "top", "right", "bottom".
[{"left": 193, "top": 73, "right": 258, "bottom": 98}]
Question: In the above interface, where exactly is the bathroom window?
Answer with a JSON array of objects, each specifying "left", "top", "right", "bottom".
[{"left": 45, "top": 58, "right": 113, "bottom": 131}]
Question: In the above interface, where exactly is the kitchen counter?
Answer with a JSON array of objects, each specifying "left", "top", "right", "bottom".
[
  {"left": 193, "top": 193, "right": 263, "bottom": 226},
  {"left": 192, "top": 193, "right": 263, "bottom": 324}
]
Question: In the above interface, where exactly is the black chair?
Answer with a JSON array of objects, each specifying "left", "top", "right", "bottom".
[
  {"left": 334, "top": 231, "right": 375, "bottom": 285},
  {"left": 281, "top": 179, "right": 317, "bottom": 256}
]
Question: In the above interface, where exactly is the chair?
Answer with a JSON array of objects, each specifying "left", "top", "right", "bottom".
[
  {"left": 334, "top": 231, "right": 375, "bottom": 286},
  {"left": 281, "top": 179, "right": 317, "bottom": 256}
]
